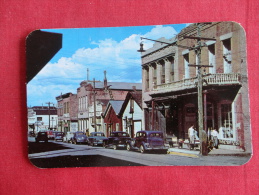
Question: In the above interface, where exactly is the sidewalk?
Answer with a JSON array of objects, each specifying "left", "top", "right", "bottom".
[{"left": 168, "top": 147, "right": 251, "bottom": 157}]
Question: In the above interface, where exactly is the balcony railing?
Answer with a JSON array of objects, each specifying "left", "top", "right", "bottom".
[{"left": 154, "top": 73, "right": 241, "bottom": 92}]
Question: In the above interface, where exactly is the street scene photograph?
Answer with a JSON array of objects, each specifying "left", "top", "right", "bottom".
[{"left": 26, "top": 22, "right": 252, "bottom": 168}]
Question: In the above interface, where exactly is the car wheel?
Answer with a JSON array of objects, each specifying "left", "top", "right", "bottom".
[
  {"left": 126, "top": 143, "right": 131, "bottom": 151},
  {"left": 140, "top": 145, "right": 145, "bottom": 153},
  {"left": 103, "top": 142, "right": 107, "bottom": 148},
  {"left": 113, "top": 144, "right": 118, "bottom": 150}
]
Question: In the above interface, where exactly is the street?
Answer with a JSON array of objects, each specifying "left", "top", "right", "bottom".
[{"left": 28, "top": 137, "right": 251, "bottom": 168}]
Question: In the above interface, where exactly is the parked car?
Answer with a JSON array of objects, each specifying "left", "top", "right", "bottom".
[
  {"left": 54, "top": 132, "right": 65, "bottom": 142},
  {"left": 88, "top": 132, "right": 107, "bottom": 146},
  {"left": 35, "top": 131, "right": 48, "bottom": 143},
  {"left": 103, "top": 131, "right": 131, "bottom": 150},
  {"left": 63, "top": 132, "right": 74, "bottom": 143},
  {"left": 126, "top": 131, "right": 168, "bottom": 153},
  {"left": 71, "top": 132, "right": 88, "bottom": 144},
  {"left": 47, "top": 130, "right": 55, "bottom": 140}
]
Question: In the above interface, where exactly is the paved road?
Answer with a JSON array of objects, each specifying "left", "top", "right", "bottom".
[{"left": 28, "top": 137, "right": 251, "bottom": 168}]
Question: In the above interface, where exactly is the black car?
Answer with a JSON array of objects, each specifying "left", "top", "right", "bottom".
[
  {"left": 54, "top": 132, "right": 65, "bottom": 142},
  {"left": 71, "top": 131, "right": 88, "bottom": 144},
  {"left": 103, "top": 131, "right": 131, "bottom": 150},
  {"left": 35, "top": 131, "right": 48, "bottom": 143},
  {"left": 126, "top": 130, "right": 168, "bottom": 153},
  {"left": 88, "top": 132, "right": 106, "bottom": 146}
]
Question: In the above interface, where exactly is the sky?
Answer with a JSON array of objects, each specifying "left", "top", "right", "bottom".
[{"left": 27, "top": 23, "right": 188, "bottom": 107}]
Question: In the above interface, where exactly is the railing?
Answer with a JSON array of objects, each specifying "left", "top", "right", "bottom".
[{"left": 154, "top": 73, "right": 241, "bottom": 92}]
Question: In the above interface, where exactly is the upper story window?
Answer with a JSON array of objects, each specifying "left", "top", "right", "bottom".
[
  {"left": 208, "top": 43, "right": 216, "bottom": 74},
  {"left": 182, "top": 50, "right": 190, "bottom": 79},
  {"left": 220, "top": 33, "right": 232, "bottom": 73}
]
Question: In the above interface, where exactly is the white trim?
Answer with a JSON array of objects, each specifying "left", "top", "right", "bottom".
[
  {"left": 206, "top": 40, "right": 216, "bottom": 46},
  {"left": 220, "top": 32, "right": 233, "bottom": 41},
  {"left": 182, "top": 49, "right": 189, "bottom": 55}
]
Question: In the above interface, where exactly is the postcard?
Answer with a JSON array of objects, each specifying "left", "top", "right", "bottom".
[{"left": 26, "top": 22, "right": 252, "bottom": 168}]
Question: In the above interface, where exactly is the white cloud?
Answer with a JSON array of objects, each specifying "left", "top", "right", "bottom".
[{"left": 27, "top": 25, "right": 178, "bottom": 106}]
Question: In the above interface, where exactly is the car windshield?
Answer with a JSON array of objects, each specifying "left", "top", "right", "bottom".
[
  {"left": 96, "top": 133, "right": 105, "bottom": 136},
  {"left": 56, "top": 133, "right": 63, "bottom": 136},
  {"left": 117, "top": 133, "right": 129, "bottom": 137},
  {"left": 149, "top": 133, "right": 162, "bottom": 138},
  {"left": 77, "top": 132, "right": 84, "bottom": 136}
]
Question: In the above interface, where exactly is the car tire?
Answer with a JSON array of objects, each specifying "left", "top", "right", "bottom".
[
  {"left": 103, "top": 142, "right": 107, "bottom": 148},
  {"left": 126, "top": 143, "right": 132, "bottom": 151},
  {"left": 140, "top": 145, "right": 145, "bottom": 153},
  {"left": 113, "top": 144, "right": 118, "bottom": 150}
]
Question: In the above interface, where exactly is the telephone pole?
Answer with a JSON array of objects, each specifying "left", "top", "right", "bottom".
[
  {"left": 185, "top": 23, "right": 215, "bottom": 155},
  {"left": 46, "top": 102, "right": 54, "bottom": 130}
]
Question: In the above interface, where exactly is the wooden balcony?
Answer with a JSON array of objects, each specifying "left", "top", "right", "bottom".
[{"left": 154, "top": 73, "right": 241, "bottom": 93}]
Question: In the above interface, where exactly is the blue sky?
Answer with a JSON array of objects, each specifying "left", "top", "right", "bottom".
[{"left": 27, "top": 24, "right": 188, "bottom": 107}]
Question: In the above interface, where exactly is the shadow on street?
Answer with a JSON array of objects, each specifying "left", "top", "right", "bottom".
[
  {"left": 30, "top": 155, "right": 145, "bottom": 168},
  {"left": 28, "top": 141, "right": 72, "bottom": 154}
]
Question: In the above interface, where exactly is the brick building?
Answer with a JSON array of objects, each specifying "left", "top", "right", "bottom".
[
  {"left": 56, "top": 92, "right": 78, "bottom": 133},
  {"left": 75, "top": 71, "right": 142, "bottom": 135},
  {"left": 141, "top": 22, "right": 250, "bottom": 152}
]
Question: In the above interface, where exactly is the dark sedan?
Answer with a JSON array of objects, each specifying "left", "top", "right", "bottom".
[
  {"left": 71, "top": 132, "right": 88, "bottom": 145},
  {"left": 54, "top": 132, "right": 65, "bottom": 142},
  {"left": 88, "top": 132, "right": 106, "bottom": 146},
  {"left": 103, "top": 131, "right": 131, "bottom": 150},
  {"left": 126, "top": 130, "right": 168, "bottom": 153}
]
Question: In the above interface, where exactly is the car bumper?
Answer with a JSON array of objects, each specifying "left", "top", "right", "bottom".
[{"left": 145, "top": 146, "right": 169, "bottom": 150}]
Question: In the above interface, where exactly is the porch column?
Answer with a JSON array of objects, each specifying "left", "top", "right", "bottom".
[
  {"left": 156, "top": 61, "right": 162, "bottom": 85},
  {"left": 164, "top": 58, "right": 171, "bottom": 83}
]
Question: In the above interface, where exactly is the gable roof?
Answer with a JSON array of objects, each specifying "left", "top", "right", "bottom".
[
  {"left": 118, "top": 91, "right": 142, "bottom": 117},
  {"left": 103, "top": 100, "right": 124, "bottom": 117}
]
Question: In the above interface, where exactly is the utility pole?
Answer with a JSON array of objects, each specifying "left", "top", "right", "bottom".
[
  {"left": 185, "top": 23, "right": 215, "bottom": 155},
  {"left": 46, "top": 102, "right": 54, "bottom": 130},
  {"left": 93, "top": 78, "right": 97, "bottom": 132}
]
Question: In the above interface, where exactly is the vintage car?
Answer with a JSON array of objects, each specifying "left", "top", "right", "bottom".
[
  {"left": 71, "top": 131, "right": 88, "bottom": 145},
  {"left": 35, "top": 131, "right": 48, "bottom": 143},
  {"left": 47, "top": 130, "right": 55, "bottom": 140},
  {"left": 88, "top": 132, "right": 106, "bottom": 146},
  {"left": 63, "top": 132, "right": 74, "bottom": 143},
  {"left": 126, "top": 130, "right": 168, "bottom": 153},
  {"left": 103, "top": 131, "right": 131, "bottom": 150},
  {"left": 54, "top": 132, "right": 65, "bottom": 142}
]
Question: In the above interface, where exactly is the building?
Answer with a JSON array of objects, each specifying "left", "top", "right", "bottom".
[
  {"left": 103, "top": 100, "right": 124, "bottom": 136},
  {"left": 27, "top": 106, "right": 58, "bottom": 132},
  {"left": 141, "top": 22, "right": 250, "bottom": 152},
  {"left": 118, "top": 91, "right": 143, "bottom": 138},
  {"left": 56, "top": 93, "right": 78, "bottom": 133}
]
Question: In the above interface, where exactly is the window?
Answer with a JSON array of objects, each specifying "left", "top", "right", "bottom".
[
  {"left": 37, "top": 117, "right": 42, "bottom": 121},
  {"left": 208, "top": 44, "right": 216, "bottom": 73},
  {"left": 183, "top": 53, "right": 189, "bottom": 79},
  {"left": 220, "top": 32, "right": 232, "bottom": 74},
  {"left": 220, "top": 103, "right": 233, "bottom": 139}
]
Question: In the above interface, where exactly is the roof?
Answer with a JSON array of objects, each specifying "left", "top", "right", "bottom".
[
  {"left": 31, "top": 106, "right": 57, "bottom": 115},
  {"left": 103, "top": 100, "right": 124, "bottom": 117},
  {"left": 34, "top": 110, "right": 57, "bottom": 115},
  {"left": 118, "top": 91, "right": 142, "bottom": 117},
  {"left": 87, "top": 81, "right": 142, "bottom": 90}
]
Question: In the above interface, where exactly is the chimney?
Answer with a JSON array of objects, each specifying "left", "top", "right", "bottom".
[{"left": 104, "top": 70, "right": 107, "bottom": 89}]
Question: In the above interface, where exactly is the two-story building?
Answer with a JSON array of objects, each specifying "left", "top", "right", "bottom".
[
  {"left": 27, "top": 106, "right": 58, "bottom": 132},
  {"left": 56, "top": 92, "right": 78, "bottom": 133},
  {"left": 141, "top": 22, "right": 250, "bottom": 152}
]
